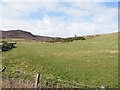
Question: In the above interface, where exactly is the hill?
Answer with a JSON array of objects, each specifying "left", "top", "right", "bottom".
[
  {"left": 2, "top": 32, "right": 118, "bottom": 88},
  {"left": 0, "top": 30, "right": 55, "bottom": 42},
  {"left": 1, "top": 30, "right": 119, "bottom": 42}
]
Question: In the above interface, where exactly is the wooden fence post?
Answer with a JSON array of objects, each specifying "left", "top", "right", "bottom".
[
  {"left": 35, "top": 73, "right": 40, "bottom": 88},
  {"left": 100, "top": 85, "right": 105, "bottom": 90},
  {"left": 0, "top": 67, "right": 6, "bottom": 73}
]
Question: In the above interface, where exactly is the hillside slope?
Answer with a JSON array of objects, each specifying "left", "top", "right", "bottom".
[
  {"left": 0, "top": 30, "right": 55, "bottom": 42},
  {"left": 2, "top": 32, "right": 118, "bottom": 88}
]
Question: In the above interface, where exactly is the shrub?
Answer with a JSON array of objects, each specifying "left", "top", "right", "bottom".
[
  {"left": 1, "top": 41, "right": 16, "bottom": 51},
  {"left": 46, "top": 36, "right": 86, "bottom": 43}
]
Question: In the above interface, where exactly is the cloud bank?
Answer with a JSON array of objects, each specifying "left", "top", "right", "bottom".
[{"left": 0, "top": 1, "right": 118, "bottom": 37}]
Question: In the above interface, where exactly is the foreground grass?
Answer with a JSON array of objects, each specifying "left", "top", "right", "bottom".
[{"left": 2, "top": 33, "right": 118, "bottom": 88}]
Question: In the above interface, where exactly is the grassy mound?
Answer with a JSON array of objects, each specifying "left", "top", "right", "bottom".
[{"left": 2, "top": 33, "right": 118, "bottom": 88}]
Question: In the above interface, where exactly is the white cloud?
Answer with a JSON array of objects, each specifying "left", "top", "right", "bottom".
[
  {"left": 93, "top": 8, "right": 118, "bottom": 23},
  {"left": 1, "top": 0, "right": 119, "bottom": 2},
  {"left": 0, "top": 1, "right": 118, "bottom": 37}
]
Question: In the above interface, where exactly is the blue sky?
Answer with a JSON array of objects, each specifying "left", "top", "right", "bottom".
[
  {"left": 0, "top": 1, "right": 118, "bottom": 37},
  {"left": 103, "top": 2, "right": 118, "bottom": 8},
  {"left": 28, "top": 2, "right": 118, "bottom": 20}
]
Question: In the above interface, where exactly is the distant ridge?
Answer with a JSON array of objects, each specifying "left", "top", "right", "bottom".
[
  {"left": 0, "top": 30, "right": 118, "bottom": 42},
  {"left": 85, "top": 32, "right": 119, "bottom": 38},
  {"left": 0, "top": 30, "right": 55, "bottom": 42}
]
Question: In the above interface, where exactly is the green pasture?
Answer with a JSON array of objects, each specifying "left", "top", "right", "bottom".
[{"left": 2, "top": 33, "right": 118, "bottom": 88}]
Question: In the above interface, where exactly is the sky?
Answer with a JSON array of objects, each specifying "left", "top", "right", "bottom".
[{"left": 0, "top": 0, "right": 118, "bottom": 37}]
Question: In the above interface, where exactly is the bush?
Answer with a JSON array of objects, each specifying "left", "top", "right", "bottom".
[
  {"left": 47, "top": 36, "right": 86, "bottom": 43},
  {"left": 0, "top": 41, "right": 16, "bottom": 51}
]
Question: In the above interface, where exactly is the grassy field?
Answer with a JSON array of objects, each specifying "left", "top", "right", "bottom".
[{"left": 2, "top": 33, "right": 118, "bottom": 88}]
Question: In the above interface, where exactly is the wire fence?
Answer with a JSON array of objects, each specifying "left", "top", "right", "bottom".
[
  {"left": 1, "top": 67, "right": 105, "bottom": 88},
  {"left": 39, "top": 74, "right": 105, "bottom": 88}
]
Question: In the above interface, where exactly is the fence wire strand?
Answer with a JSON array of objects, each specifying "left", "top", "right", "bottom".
[
  {"left": 40, "top": 74, "right": 102, "bottom": 88},
  {"left": 4, "top": 69, "right": 104, "bottom": 88}
]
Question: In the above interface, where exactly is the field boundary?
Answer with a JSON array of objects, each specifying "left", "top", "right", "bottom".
[
  {"left": 2, "top": 67, "right": 105, "bottom": 88},
  {"left": 36, "top": 73, "right": 105, "bottom": 88}
]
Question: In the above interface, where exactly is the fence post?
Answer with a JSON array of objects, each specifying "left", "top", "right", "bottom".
[
  {"left": 0, "top": 67, "right": 6, "bottom": 73},
  {"left": 35, "top": 73, "right": 40, "bottom": 88},
  {"left": 100, "top": 85, "right": 105, "bottom": 90}
]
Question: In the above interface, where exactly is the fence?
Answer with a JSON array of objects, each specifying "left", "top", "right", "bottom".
[
  {"left": 35, "top": 73, "right": 105, "bottom": 89},
  {"left": 1, "top": 67, "right": 105, "bottom": 89}
]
